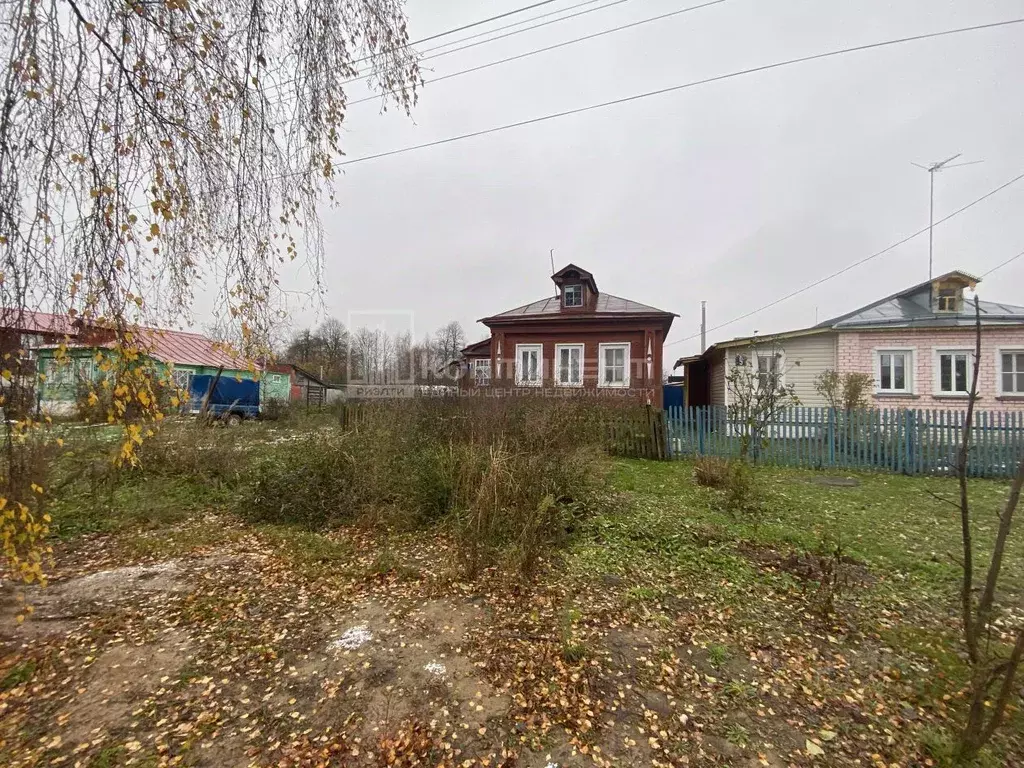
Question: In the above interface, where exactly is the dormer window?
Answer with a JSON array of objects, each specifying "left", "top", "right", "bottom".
[
  {"left": 563, "top": 284, "right": 583, "bottom": 308},
  {"left": 937, "top": 287, "right": 961, "bottom": 312}
]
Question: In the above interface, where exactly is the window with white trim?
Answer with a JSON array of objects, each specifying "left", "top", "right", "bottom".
[
  {"left": 74, "top": 357, "right": 94, "bottom": 383},
  {"left": 755, "top": 354, "right": 782, "bottom": 392},
  {"left": 172, "top": 368, "right": 192, "bottom": 391},
  {"left": 45, "top": 359, "right": 71, "bottom": 385},
  {"left": 599, "top": 343, "right": 630, "bottom": 388},
  {"left": 563, "top": 284, "right": 583, "bottom": 307},
  {"left": 472, "top": 358, "right": 491, "bottom": 386},
  {"left": 555, "top": 344, "right": 583, "bottom": 386},
  {"left": 936, "top": 287, "right": 961, "bottom": 312},
  {"left": 876, "top": 350, "right": 911, "bottom": 393},
  {"left": 936, "top": 350, "right": 973, "bottom": 394},
  {"left": 515, "top": 344, "right": 542, "bottom": 386},
  {"left": 999, "top": 350, "right": 1024, "bottom": 395}
]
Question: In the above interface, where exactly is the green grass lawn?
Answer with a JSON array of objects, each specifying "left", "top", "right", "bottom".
[{"left": 599, "top": 458, "right": 1022, "bottom": 598}]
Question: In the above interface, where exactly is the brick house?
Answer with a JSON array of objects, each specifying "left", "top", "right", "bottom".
[
  {"left": 677, "top": 270, "right": 1024, "bottom": 410},
  {"left": 459, "top": 264, "right": 677, "bottom": 406}
]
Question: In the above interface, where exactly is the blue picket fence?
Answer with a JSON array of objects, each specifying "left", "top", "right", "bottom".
[{"left": 664, "top": 406, "right": 1024, "bottom": 478}]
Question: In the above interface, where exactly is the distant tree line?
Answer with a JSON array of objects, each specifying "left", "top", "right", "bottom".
[{"left": 282, "top": 318, "right": 470, "bottom": 385}]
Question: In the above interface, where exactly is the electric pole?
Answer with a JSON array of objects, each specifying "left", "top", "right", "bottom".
[{"left": 912, "top": 154, "right": 983, "bottom": 279}]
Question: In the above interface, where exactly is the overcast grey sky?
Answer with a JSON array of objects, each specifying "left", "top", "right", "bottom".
[{"left": 272, "top": 0, "right": 1024, "bottom": 359}]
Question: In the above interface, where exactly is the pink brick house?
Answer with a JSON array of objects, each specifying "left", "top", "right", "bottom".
[{"left": 678, "top": 271, "right": 1024, "bottom": 411}]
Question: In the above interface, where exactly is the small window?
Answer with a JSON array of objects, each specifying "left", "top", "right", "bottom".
[
  {"left": 515, "top": 344, "right": 542, "bottom": 386},
  {"left": 555, "top": 344, "right": 583, "bottom": 386},
  {"left": 755, "top": 354, "right": 781, "bottom": 391},
  {"left": 1000, "top": 351, "right": 1024, "bottom": 395},
  {"left": 599, "top": 343, "right": 630, "bottom": 388},
  {"left": 172, "top": 369, "right": 192, "bottom": 391},
  {"left": 937, "top": 350, "right": 972, "bottom": 394},
  {"left": 44, "top": 358, "right": 73, "bottom": 385},
  {"left": 563, "top": 285, "right": 583, "bottom": 308},
  {"left": 74, "top": 358, "right": 94, "bottom": 382},
  {"left": 473, "top": 358, "right": 491, "bottom": 386},
  {"left": 937, "top": 287, "right": 960, "bottom": 312},
  {"left": 877, "top": 350, "right": 911, "bottom": 393}
]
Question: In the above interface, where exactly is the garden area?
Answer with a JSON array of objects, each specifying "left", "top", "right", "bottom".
[{"left": 0, "top": 401, "right": 1022, "bottom": 767}]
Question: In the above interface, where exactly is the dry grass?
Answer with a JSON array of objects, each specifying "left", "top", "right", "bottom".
[{"left": 693, "top": 455, "right": 731, "bottom": 488}]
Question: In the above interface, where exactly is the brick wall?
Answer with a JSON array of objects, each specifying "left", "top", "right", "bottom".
[{"left": 837, "top": 327, "right": 1024, "bottom": 410}]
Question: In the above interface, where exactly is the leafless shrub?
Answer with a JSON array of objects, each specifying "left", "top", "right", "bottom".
[
  {"left": 693, "top": 456, "right": 730, "bottom": 488},
  {"left": 952, "top": 298, "right": 1024, "bottom": 763}
]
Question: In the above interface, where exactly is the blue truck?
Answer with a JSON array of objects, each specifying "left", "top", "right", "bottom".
[{"left": 188, "top": 374, "right": 260, "bottom": 424}]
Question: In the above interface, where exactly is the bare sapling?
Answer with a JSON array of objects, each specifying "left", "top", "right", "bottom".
[{"left": 953, "top": 296, "right": 1024, "bottom": 763}]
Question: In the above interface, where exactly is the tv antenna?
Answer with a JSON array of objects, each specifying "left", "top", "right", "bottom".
[{"left": 912, "top": 153, "right": 983, "bottom": 279}]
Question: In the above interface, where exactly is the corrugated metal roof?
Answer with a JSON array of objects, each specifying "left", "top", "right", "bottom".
[
  {"left": 484, "top": 292, "right": 674, "bottom": 321},
  {"left": 36, "top": 325, "right": 246, "bottom": 369},
  {"left": 825, "top": 294, "right": 1024, "bottom": 330},
  {"left": 137, "top": 328, "right": 245, "bottom": 368},
  {"left": 1, "top": 310, "right": 78, "bottom": 336},
  {"left": 811, "top": 269, "right": 1024, "bottom": 329}
]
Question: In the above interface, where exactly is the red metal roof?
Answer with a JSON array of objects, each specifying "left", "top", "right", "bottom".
[
  {"left": 0, "top": 310, "right": 78, "bottom": 336},
  {"left": 136, "top": 328, "right": 245, "bottom": 369},
  {"left": 34, "top": 322, "right": 247, "bottom": 369}
]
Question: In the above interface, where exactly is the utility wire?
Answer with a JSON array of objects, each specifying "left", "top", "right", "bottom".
[
  {"left": 665, "top": 168, "right": 1024, "bottom": 349},
  {"left": 981, "top": 248, "right": 1024, "bottom": 278},
  {"left": 346, "top": 0, "right": 727, "bottom": 108},
  {"left": 349, "top": 0, "right": 565, "bottom": 67},
  {"left": 266, "top": 0, "right": 640, "bottom": 98},
  {"left": 338, "top": 17, "right": 1024, "bottom": 167},
  {"left": 34, "top": 17, "right": 1024, "bottom": 229},
  {"left": 414, "top": 0, "right": 608, "bottom": 57}
]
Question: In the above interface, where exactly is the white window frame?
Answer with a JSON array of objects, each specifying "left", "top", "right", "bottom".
[
  {"left": 73, "top": 357, "right": 94, "bottom": 383},
  {"left": 996, "top": 347, "right": 1024, "bottom": 397},
  {"left": 563, "top": 284, "right": 583, "bottom": 308},
  {"left": 872, "top": 348, "right": 914, "bottom": 394},
  {"left": 933, "top": 347, "right": 976, "bottom": 397},
  {"left": 171, "top": 368, "right": 192, "bottom": 391},
  {"left": 554, "top": 344, "right": 584, "bottom": 387},
  {"left": 515, "top": 344, "right": 542, "bottom": 387},
  {"left": 754, "top": 351, "right": 785, "bottom": 391},
  {"left": 598, "top": 342, "right": 630, "bottom": 388},
  {"left": 45, "top": 358, "right": 72, "bottom": 386},
  {"left": 472, "top": 358, "right": 491, "bottom": 386}
]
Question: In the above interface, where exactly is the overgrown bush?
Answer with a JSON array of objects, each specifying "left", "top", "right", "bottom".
[
  {"left": 693, "top": 456, "right": 730, "bottom": 488},
  {"left": 241, "top": 398, "right": 606, "bottom": 573},
  {"left": 725, "top": 459, "right": 762, "bottom": 522},
  {"left": 246, "top": 433, "right": 360, "bottom": 528}
]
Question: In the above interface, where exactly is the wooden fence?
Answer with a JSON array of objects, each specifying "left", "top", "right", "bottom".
[
  {"left": 333, "top": 401, "right": 1024, "bottom": 478},
  {"left": 662, "top": 406, "right": 1024, "bottom": 478}
]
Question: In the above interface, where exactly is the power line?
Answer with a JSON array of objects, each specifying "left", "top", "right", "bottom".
[
  {"left": 665, "top": 168, "right": 1024, "bottom": 349},
  {"left": 33, "top": 16, "right": 1024, "bottom": 229},
  {"left": 414, "top": 0, "right": 608, "bottom": 57},
  {"left": 338, "top": 16, "right": 1024, "bottom": 167},
  {"left": 981, "top": 248, "right": 1024, "bottom": 278},
  {"left": 349, "top": 0, "right": 565, "bottom": 68},
  {"left": 346, "top": 0, "right": 727, "bottom": 108},
  {"left": 266, "top": 0, "right": 638, "bottom": 98}
]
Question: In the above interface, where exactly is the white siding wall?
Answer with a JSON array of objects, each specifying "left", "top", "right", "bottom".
[
  {"left": 778, "top": 333, "right": 837, "bottom": 406},
  {"left": 709, "top": 350, "right": 727, "bottom": 406},
  {"left": 709, "top": 333, "right": 837, "bottom": 408}
]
